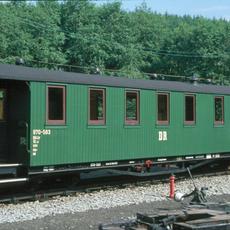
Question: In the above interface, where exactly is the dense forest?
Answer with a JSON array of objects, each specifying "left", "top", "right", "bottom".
[{"left": 1, "top": 0, "right": 230, "bottom": 84}]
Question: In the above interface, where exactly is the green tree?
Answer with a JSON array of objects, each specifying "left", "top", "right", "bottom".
[{"left": 0, "top": 1, "right": 66, "bottom": 67}]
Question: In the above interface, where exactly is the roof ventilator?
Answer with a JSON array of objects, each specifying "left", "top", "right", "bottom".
[
  {"left": 191, "top": 74, "right": 199, "bottom": 85},
  {"left": 15, "top": 58, "right": 25, "bottom": 66}
]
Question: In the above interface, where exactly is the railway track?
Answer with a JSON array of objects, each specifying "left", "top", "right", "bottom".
[
  {"left": 0, "top": 162, "right": 229, "bottom": 204},
  {"left": 0, "top": 164, "right": 229, "bottom": 226}
]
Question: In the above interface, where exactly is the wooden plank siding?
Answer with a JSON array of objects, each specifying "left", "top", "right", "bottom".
[{"left": 29, "top": 81, "right": 230, "bottom": 167}]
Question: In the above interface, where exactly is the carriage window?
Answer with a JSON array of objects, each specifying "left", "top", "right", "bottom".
[
  {"left": 47, "top": 86, "right": 66, "bottom": 125},
  {"left": 89, "top": 88, "right": 105, "bottom": 125},
  {"left": 157, "top": 93, "right": 169, "bottom": 125},
  {"left": 214, "top": 96, "right": 224, "bottom": 125},
  {"left": 185, "top": 95, "right": 196, "bottom": 124},
  {"left": 125, "top": 91, "right": 139, "bottom": 125},
  {"left": 0, "top": 90, "right": 5, "bottom": 121}
]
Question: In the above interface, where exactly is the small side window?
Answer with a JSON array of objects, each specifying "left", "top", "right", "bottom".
[
  {"left": 47, "top": 85, "right": 66, "bottom": 125},
  {"left": 0, "top": 90, "right": 5, "bottom": 121},
  {"left": 185, "top": 95, "right": 196, "bottom": 125},
  {"left": 125, "top": 90, "right": 140, "bottom": 125},
  {"left": 214, "top": 96, "right": 224, "bottom": 125},
  {"left": 157, "top": 93, "right": 169, "bottom": 125},
  {"left": 89, "top": 88, "right": 105, "bottom": 125}
]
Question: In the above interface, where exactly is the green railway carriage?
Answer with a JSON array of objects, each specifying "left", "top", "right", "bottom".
[{"left": 0, "top": 63, "right": 230, "bottom": 177}]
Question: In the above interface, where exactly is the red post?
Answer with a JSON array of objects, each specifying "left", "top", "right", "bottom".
[
  {"left": 169, "top": 174, "right": 175, "bottom": 199},
  {"left": 145, "top": 160, "right": 153, "bottom": 170}
]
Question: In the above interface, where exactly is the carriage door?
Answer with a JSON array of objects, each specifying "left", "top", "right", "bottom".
[{"left": 0, "top": 89, "right": 7, "bottom": 162}]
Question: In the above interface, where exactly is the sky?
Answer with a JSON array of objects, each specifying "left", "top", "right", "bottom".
[{"left": 94, "top": 0, "right": 230, "bottom": 20}]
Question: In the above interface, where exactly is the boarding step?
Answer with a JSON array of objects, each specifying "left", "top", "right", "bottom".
[
  {"left": 0, "top": 163, "right": 24, "bottom": 177},
  {"left": 0, "top": 178, "right": 28, "bottom": 184},
  {"left": 0, "top": 163, "right": 22, "bottom": 168},
  {"left": 0, "top": 177, "right": 28, "bottom": 188}
]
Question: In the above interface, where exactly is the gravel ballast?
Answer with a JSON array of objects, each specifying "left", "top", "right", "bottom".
[{"left": 0, "top": 174, "right": 229, "bottom": 225}]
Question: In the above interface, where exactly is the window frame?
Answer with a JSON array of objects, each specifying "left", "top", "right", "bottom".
[
  {"left": 46, "top": 85, "right": 66, "bottom": 125},
  {"left": 214, "top": 96, "right": 224, "bottom": 125},
  {"left": 184, "top": 94, "right": 196, "bottom": 125},
  {"left": 157, "top": 92, "right": 170, "bottom": 125},
  {"left": 0, "top": 89, "right": 6, "bottom": 122},
  {"left": 88, "top": 88, "right": 106, "bottom": 125},
  {"left": 125, "top": 90, "right": 140, "bottom": 125}
]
